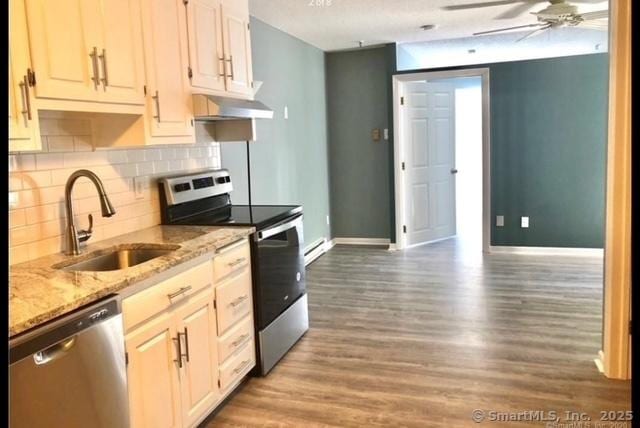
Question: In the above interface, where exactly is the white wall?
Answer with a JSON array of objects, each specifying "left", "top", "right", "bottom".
[{"left": 9, "top": 117, "right": 221, "bottom": 265}]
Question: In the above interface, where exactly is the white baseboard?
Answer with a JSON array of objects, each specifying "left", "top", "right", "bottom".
[
  {"left": 304, "top": 237, "right": 336, "bottom": 266},
  {"left": 332, "top": 237, "right": 390, "bottom": 246},
  {"left": 387, "top": 243, "right": 398, "bottom": 251},
  {"left": 489, "top": 245, "right": 604, "bottom": 257},
  {"left": 594, "top": 350, "right": 605, "bottom": 374}
]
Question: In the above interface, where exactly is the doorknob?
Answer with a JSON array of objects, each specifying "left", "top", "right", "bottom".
[{"left": 451, "top": 168, "right": 458, "bottom": 174}]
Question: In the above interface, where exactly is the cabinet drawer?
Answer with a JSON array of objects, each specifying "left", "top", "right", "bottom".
[
  {"left": 215, "top": 269, "right": 252, "bottom": 335},
  {"left": 123, "top": 260, "right": 213, "bottom": 331},
  {"left": 218, "top": 339, "right": 255, "bottom": 391},
  {"left": 213, "top": 239, "right": 250, "bottom": 282},
  {"left": 218, "top": 314, "right": 253, "bottom": 364}
]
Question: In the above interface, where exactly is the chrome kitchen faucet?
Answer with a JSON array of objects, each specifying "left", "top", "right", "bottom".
[{"left": 64, "top": 169, "right": 116, "bottom": 255}]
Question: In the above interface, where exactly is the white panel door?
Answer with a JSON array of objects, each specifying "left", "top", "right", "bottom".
[
  {"left": 125, "top": 313, "right": 182, "bottom": 428},
  {"left": 186, "top": 0, "right": 226, "bottom": 92},
  {"left": 94, "top": 0, "right": 146, "bottom": 104},
  {"left": 403, "top": 81, "right": 456, "bottom": 246},
  {"left": 175, "top": 289, "right": 220, "bottom": 427},
  {"left": 140, "top": 0, "right": 194, "bottom": 138},
  {"left": 221, "top": 0, "right": 253, "bottom": 96},
  {"left": 24, "top": 0, "right": 100, "bottom": 101}
]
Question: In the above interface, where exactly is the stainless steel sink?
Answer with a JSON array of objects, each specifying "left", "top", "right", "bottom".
[{"left": 55, "top": 244, "right": 180, "bottom": 272}]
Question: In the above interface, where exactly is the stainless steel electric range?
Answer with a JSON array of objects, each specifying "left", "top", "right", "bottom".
[{"left": 158, "top": 169, "right": 309, "bottom": 375}]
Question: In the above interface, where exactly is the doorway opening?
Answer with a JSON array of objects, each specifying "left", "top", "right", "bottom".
[{"left": 392, "top": 69, "right": 490, "bottom": 252}]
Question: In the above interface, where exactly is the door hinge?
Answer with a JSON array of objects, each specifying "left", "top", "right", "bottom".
[
  {"left": 629, "top": 320, "right": 632, "bottom": 335},
  {"left": 247, "top": 23, "right": 250, "bottom": 31},
  {"left": 403, "top": 225, "right": 407, "bottom": 233},
  {"left": 251, "top": 81, "right": 254, "bottom": 88},
  {"left": 143, "top": 85, "right": 147, "bottom": 95},
  {"left": 217, "top": 379, "right": 221, "bottom": 388},
  {"left": 401, "top": 162, "right": 405, "bottom": 171},
  {"left": 183, "top": 0, "right": 188, "bottom": 4},
  {"left": 27, "top": 68, "right": 36, "bottom": 87},
  {"left": 213, "top": 299, "right": 216, "bottom": 309},
  {"left": 125, "top": 352, "right": 129, "bottom": 365},
  {"left": 400, "top": 96, "right": 404, "bottom": 105},
  {"left": 188, "top": 66, "right": 193, "bottom": 79}
]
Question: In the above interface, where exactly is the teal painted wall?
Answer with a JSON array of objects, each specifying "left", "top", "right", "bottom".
[
  {"left": 219, "top": 18, "right": 331, "bottom": 248},
  {"left": 490, "top": 54, "right": 608, "bottom": 247},
  {"left": 326, "top": 47, "right": 391, "bottom": 239}
]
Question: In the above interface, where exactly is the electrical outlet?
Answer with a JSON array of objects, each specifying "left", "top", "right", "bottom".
[
  {"left": 284, "top": 105, "right": 288, "bottom": 120},
  {"left": 383, "top": 128, "right": 389, "bottom": 140},
  {"left": 9, "top": 192, "right": 18, "bottom": 209},
  {"left": 133, "top": 177, "right": 145, "bottom": 199},
  {"left": 496, "top": 215, "right": 504, "bottom": 227},
  {"left": 326, "top": 215, "right": 330, "bottom": 225},
  {"left": 521, "top": 216, "right": 529, "bottom": 228}
]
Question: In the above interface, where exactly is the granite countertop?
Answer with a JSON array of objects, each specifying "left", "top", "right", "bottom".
[{"left": 9, "top": 225, "right": 254, "bottom": 337}]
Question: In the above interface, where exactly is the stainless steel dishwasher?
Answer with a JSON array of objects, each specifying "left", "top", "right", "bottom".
[{"left": 9, "top": 296, "right": 129, "bottom": 428}]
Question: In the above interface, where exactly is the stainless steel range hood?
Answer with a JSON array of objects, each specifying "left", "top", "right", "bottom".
[{"left": 193, "top": 94, "right": 274, "bottom": 121}]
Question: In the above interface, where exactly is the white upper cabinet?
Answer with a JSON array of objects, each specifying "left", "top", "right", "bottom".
[
  {"left": 24, "top": 0, "right": 145, "bottom": 107},
  {"left": 140, "top": 0, "right": 194, "bottom": 140},
  {"left": 185, "top": 0, "right": 226, "bottom": 92},
  {"left": 184, "top": 0, "right": 253, "bottom": 98},
  {"left": 9, "top": 0, "right": 41, "bottom": 152},
  {"left": 221, "top": 0, "right": 253, "bottom": 97}
]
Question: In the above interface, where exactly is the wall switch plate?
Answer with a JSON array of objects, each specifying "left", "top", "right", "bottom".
[
  {"left": 521, "top": 216, "right": 529, "bottom": 228},
  {"left": 284, "top": 106, "right": 288, "bottom": 120},
  {"left": 326, "top": 215, "right": 330, "bottom": 225},
  {"left": 372, "top": 128, "right": 380, "bottom": 141},
  {"left": 9, "top": 192, "right": 18, "bottom": 209},
  {"left": 383, "top": 128, "right": 389, "bottom": 140},
  {"left": 496, "top": 215, "right": 504, "bottom": 227},
  {"left": 133, "top": 177, "right": 145, "bottom": 199}
]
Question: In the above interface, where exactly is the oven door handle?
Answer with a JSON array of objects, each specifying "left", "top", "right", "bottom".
[{"left": 257, "top": 214, "right": 303, "bottom": 242}]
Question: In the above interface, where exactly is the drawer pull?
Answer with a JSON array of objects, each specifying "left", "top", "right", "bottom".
[
  {"left": 167, "top": 286, "right": 192, "bottom": 300},
  {"left": 227, "top": 257, "right": 246, "bottom": 268},
  {"left": 231, "top": 334, "right": 249, "bottom": 347},
  {"left": 233, "top": 359, "right": 251, "bottom": 374},
  {"left": 229, "top": 295, "right": 248, "bottom": 307}
]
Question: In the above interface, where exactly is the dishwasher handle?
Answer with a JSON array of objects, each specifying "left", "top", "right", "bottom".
[{"left": 33, "top": 336, "right": 76, "bottom": 365}]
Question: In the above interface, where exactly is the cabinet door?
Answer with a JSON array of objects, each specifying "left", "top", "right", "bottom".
[
  {"left": 186, "top": 0, "right": 226, "bottom": 92},
  {"left": 126, "top": 313, "right": 182, "bottom": 428},
  {"left": 94, "top": 0, "right": 146, "bottom": 104},
  {"left": 24, "top": 0, "right": 101, "bottom": 101},
  {"left": 9, "top": 0, "right": 41, "bottom": 152},
  {"left": 221, "top": 0, "right": 253, "bottom": 97},
  {"left": 140, "top": 0, "right": 194, "bottom": 138},
  {"left": 175, "top": 289, "right": 220, "bottom": 427}
]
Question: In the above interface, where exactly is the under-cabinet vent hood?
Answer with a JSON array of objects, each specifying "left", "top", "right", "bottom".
[{"left": 192, "top": 94, "right": 274, "bottom": 121}]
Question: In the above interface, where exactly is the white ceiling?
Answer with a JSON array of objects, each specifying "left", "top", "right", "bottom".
[{"left": 248, "top": 0, "right": 609, "bottom": 52}]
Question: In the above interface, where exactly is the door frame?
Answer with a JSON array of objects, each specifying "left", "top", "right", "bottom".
[{"left": 392, "top": 68, "right": 491, "bottom": 252}]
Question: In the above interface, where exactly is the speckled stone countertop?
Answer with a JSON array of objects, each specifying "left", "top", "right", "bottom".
[{"left": 9, "top": 225, "right": 254, "bottom": 337}]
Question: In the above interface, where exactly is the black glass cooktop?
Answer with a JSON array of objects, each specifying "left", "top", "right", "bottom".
[{"left": 172, "top": 204, "right": 302, "bottom": 231}]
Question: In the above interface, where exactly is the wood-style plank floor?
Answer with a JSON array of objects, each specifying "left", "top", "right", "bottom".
[{"left": 208, "top": 239, "right": 631, "bottom": 427}]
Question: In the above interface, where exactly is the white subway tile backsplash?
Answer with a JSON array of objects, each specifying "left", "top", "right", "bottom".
[{"left": 9, "top": 117, "right": 221, "bottom": 264}]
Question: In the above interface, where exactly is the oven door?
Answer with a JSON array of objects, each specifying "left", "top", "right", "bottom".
[{"left": 255, "top": 214, "right": 305, "bottom": 330}]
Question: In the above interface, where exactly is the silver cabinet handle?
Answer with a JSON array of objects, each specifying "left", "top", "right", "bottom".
[
  {"left": 152, "top": 90, "right": 161, "bottom": 122},
  {"left": 34, "top": 337, "right": 76, "bottom": 365},
  {"left": 18, "top": 76, "right": 32, "bottom": 121},
  {"left": 229, "top": 295, "right": 248, "bottom": 307},
  {"left": 231, "top": 334, "right": 249, "bottom": 347},
  {"left": 172, "top": 334, "right": 183, "bottom": 368},
  {"left": 89, "top": 47, "right": 100, "bottom": 90},
  {"left": 218, "top": 56, "right": 225, "bottom": 77},
  {"left": 167, "top": 285, "right": 192, "bottom": 300},
  {"left": 225, "top": 56, "right": 234, "bottom": 79},
  {"left": 227, "top": 257, "right": 246, "bottom": 267},
  {"left": 233, "top": 359, "right": 251, "bottom": 374},
  {"left": 98, "top": 49, "right": 109, "bottom": 90},
  {"left": 182, "top": 328, "right": 190, "bottom": 362}
]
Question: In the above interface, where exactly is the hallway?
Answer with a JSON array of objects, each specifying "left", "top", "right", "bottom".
[{"left": 210, "top": 240, "right": 630, "bottom": 427}]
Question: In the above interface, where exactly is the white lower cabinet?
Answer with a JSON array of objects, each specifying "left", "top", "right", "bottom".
[{"left": 124, "top": 240, "right": 255, "bottom": 428}]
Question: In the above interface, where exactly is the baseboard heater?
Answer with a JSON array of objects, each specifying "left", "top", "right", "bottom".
[{"left": 304, "top": 238, "right": 328, "bottom": 266}]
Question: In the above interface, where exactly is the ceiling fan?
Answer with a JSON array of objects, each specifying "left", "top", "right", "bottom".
[{"left": 447, "top": 0, "right": 608, "bottom": 41}]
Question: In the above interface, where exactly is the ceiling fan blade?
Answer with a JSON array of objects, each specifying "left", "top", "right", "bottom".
[
  {"left": 495, "top": 2, "right": 537, "bottom": 19},
  {"left": 516, "top": 24, "right": 551, "bottom": 42},
  {"left": 580, "top": 10, "right": 609, "bottom": 20},
  {"left": 578, "top": 20, "right": 609, "bottom": 30},
  {"left": 473, "top": 22, "right": 547, "bottom": 36},
  {"left": 443, "top": 0, "right": 522, "bottom": 11}
]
